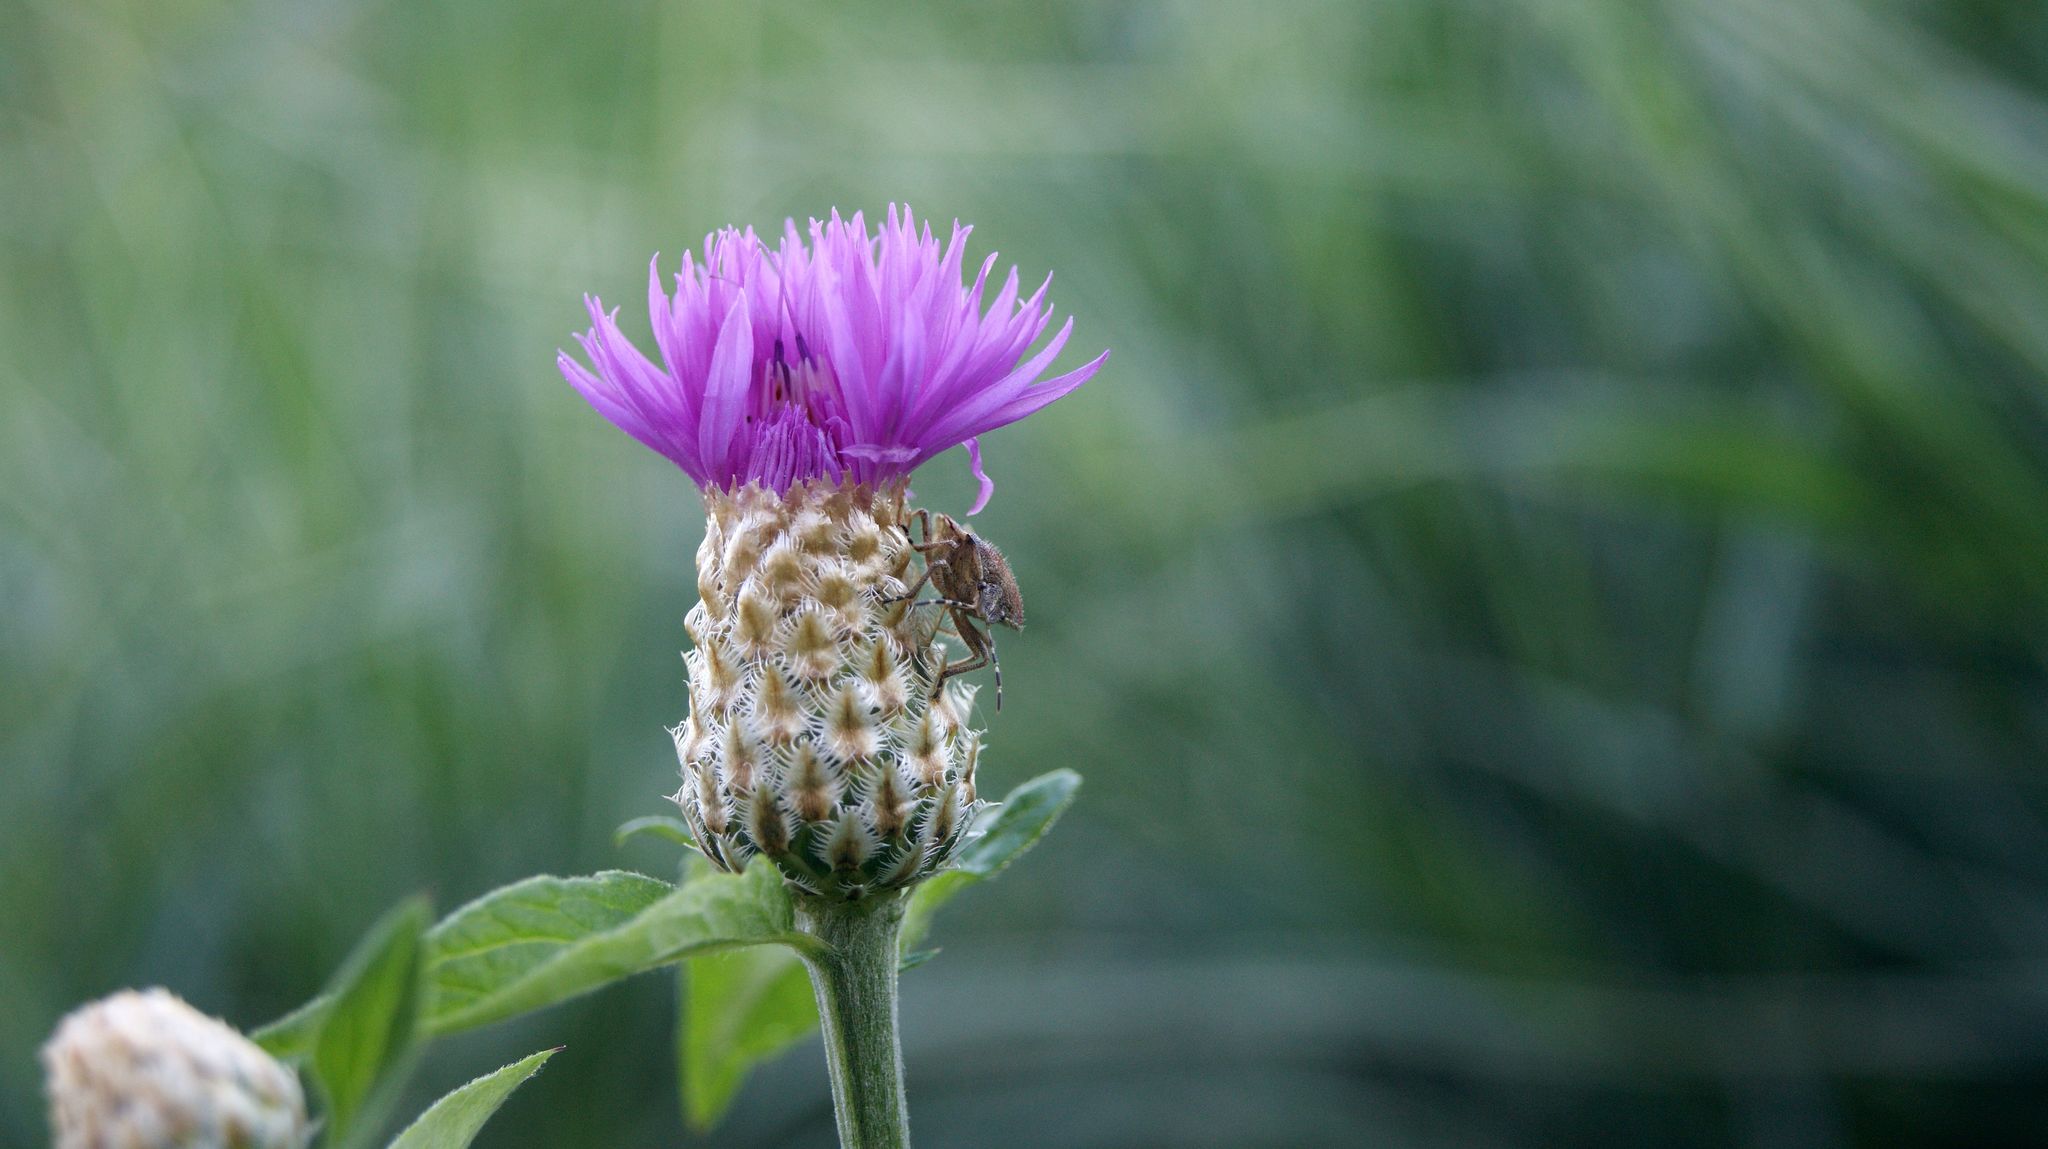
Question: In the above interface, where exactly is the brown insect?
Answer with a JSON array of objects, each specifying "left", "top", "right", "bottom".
[{"left": 887, "top": 509, "right": 1025, "bottom": 710}]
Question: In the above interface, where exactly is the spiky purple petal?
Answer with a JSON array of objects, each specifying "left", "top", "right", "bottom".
[{"left": 559, "top": 206, "right": 1106, "bottom": 510}]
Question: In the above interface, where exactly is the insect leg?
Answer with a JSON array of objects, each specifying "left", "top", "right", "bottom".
[
  {"left": 879, "top": 560, "right": 943, "bottom": 604},
  {"left": 902, "top": 597, "right": 977, "bottom": 613},
  {"left": 900, "top": 508, "right": 932, "bottom": 548},
  {"left": 932, "top": 648, "right": 991, "bottom": 690},
  {"left": 932, "top": 608, "right": 993, "bottom": 700}
]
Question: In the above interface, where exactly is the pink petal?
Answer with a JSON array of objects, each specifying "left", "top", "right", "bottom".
[
  {"left": 698, "top": 294, "right": 754, "bottom": 480},
  {"left": 964, "top": 437, "right": 995, "bottom": 515}
]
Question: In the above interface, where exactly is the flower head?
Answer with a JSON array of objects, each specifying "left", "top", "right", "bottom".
[
  {"left": 674, "top": 482, "right": 983, "bottom": 898},
  {"left": 42, "top": 988, "right": 309, "bottom": 1149},
  {"left": 559, "top": 205, "right": 1108, "bottom": 513}
]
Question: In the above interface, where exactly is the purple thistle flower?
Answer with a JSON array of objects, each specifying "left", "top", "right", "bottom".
[{"left": 558, "top": 205, "right": 1108, "bottom": 514}]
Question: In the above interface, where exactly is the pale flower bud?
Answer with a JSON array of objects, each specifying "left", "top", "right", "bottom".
[
  {"left": 674, "top": 482, "right": 982, "bottom": 899},
  {"left": 42, "top": 988, "right": 309, "bottom": 1149}
]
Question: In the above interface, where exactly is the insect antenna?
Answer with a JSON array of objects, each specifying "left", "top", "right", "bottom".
[{"left": 989, "top": 632, "right": 1002, "bottom": 712}]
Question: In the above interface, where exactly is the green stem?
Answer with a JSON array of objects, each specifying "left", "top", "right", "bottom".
[{"left": 794, "top": 891, "right": 912, "bottom": 1149}]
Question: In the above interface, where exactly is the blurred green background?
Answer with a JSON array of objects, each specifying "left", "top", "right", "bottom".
[{"left": 9, "top": 0, "right": 2048, "bottom": 1145}]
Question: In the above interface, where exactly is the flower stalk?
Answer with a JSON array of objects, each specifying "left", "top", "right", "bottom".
[{"left": 795, "top": 891, "right": 913, "bottom": 1149}]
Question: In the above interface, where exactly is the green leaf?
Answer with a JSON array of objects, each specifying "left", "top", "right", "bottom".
[
  {"left": 251, "top": 994, "right": 326, "bottom": 1062},
  {"left": 614, "top": 816, "right": 696, "bottom": 851},
  {"left": 260, "top": 873, "right": 671, "bottom": 1056},
  {"left": 251, "top": 774, "right": 1083, "bottom": 1139},
  {"left": 671, "top": 770, "right": 1083, "bottom": 1132},
  {"left": 252, "top": 869, "right": 802, "bottom": 1062},
  {"left": 955, "top": 769, "right": 1084, "bottom": 878},
  {"left": 901, "top": 769, "right": 1082, "bottom": 953},
  {"left": 384, "top": 1047, "right": 560, "bottom": 1149},
  {"left": 314, "top": 897, "right": 431, "bottom": 1147},
  {"left": 680, "top": 947, "right": 818, "bottom": 1131},
  {"left": 424, "top": 863, "right": 810, "bottom": 1034},
  {"left": 897, "top": 871, "right": 973, "bottom": 959},
  {"left": 423, "top": 870, "right": 674, "bottom": 1029}
]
